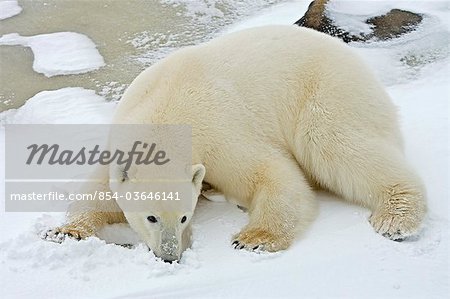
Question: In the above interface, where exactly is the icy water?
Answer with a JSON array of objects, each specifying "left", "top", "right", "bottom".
[{"left": 0, "top": 0, "right": 285, "bottom": 111}]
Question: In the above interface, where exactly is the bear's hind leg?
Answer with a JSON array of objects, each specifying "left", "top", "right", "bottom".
[
  {"left": 298, "top": 135, "right": 426, "bottom": 241},
  {"left": 365, "top": 155, "right": 426, "bottom": 241},
  {"left": 232, "top": 159, "right": 318, "bottom": 252}
]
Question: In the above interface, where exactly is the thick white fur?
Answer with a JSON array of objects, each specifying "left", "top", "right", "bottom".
[{"left": 48, "top": 25, "right": 426, "bottom": 254}]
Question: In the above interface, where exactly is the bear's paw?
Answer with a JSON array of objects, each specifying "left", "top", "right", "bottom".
[
  {"left": 41, "top": 224, "right": 93, "bottom": 243},
  {"left": 369, "top": 211, "right": 421, "bottom": 241},
  {"left": 232, "top": 228, "right": 291, "bottom": 252}
]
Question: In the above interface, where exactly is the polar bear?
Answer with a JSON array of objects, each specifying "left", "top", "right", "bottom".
[{"left": 45, "top": 25, "right": 426, "bottom": 261}]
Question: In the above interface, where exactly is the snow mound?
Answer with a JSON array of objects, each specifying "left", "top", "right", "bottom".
[
  {"left": 0, "top": 32, "right": 105, "bottom": 77},
  {"left": 0, "top": 0, "right": 22, "bottom": 20},
  {"left": 0, "top": 87, "right": 116, "bottom": 125},
  {"left": 0, "top": 221, "right": 187, "bottom": 282}
]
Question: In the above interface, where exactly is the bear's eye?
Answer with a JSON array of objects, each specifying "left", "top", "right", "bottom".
[
  {"left": 181, "top": 216, "right": 187, "bottom": 223},
  {"left": 147, "top": 216, "right": 157, "bottom": 223}
]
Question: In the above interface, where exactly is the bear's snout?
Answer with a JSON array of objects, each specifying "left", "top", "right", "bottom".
[{"left": 159, "top": 232, "right": 181, "bottom": 262}]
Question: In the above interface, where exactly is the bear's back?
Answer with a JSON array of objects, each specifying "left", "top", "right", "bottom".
[
  {"left": 114, "top": 25, "right": 399, "bottom": 199},
  {"left": 117, "top": 25, "right": 384, "bottom": 125}
]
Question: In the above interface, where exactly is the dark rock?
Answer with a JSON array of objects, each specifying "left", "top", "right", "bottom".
[
  {"left": 294, "top": 0, "right": 423, "bottom": 43},
  {"left": 294, "top": 0, "right": 361, "bottom": 43},
  {"left": 366, "top": 9, "right": 423, "bottom": 40}
]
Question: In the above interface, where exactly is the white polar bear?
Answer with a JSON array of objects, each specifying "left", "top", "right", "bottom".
[{"left": 45, "top": 25, "right": 426, "bottom": 261}]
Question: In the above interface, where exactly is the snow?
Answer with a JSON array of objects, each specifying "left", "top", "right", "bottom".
[
  {"left": 224, "top": 1, "right": 310, "bottom": 33},
  {"left": 0, "top": 32, "right": 105, "bottom": 77},
  {"left": 325, "top": 1, "right": 392, "bottom": 36},
  {"left": 0, "top": 0, "right": 22, "bottom": 20},
  {"left": 0, "top": 87, "right": 115, "bottom": 125},
  {"left": 0, "top": 1, "right": 449, "bottom": 298}
]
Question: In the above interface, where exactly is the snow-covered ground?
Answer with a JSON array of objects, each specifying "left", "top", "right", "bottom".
[{"left": 0, "top": 1, "right": 449, "bottom": 298}]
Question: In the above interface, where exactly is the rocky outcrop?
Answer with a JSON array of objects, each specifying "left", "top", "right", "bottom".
[
  {"left": 294, "top": 0, "right": 423, "bottom": 42},
  {"left": 294, "top": 0, "right": 360, "bottom": 42}
]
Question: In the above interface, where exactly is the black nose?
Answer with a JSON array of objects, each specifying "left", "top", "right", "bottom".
[
  {"left": 163, "top": 259, "right": 178, "bottom": 264},
  {"left": 161, "top": 254, "right": 179, "bottom": 263}
]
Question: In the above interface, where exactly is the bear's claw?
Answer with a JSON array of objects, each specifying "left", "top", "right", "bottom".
[
  {"left": 231, "top": 239, "right": 265, "bottom": 252},
  {"left": 232, "top": 240, "right": 252, "bottom": 250},
  {"left": 232, "top": 228, "right": 289, "bottom": 252},
  {"left": 369, "top": 212, "right": 419, "bottom": 242},
  {"left": 41, "top": 229, "right": 68, "bottom": 243},
  {"left": 41, "top": 226, "right": 89, "bottom": 243},
  {"left": 382, "top": 231, "right": 405, "bottom": 242}
]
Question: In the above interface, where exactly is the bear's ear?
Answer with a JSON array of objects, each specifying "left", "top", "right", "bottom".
[{"left": 192, "top": 164, "right": 206, "bottom": 191}]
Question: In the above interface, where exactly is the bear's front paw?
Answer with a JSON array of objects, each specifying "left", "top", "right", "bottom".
[
  {"left": 369, "top": 211, "right": 421, "bottom": 241},
  {"left": 41, "top": 225, "right": 92, "bottom": 243},
  {"left": 232, "top": 228, "right": 291, "bottom": 252}
]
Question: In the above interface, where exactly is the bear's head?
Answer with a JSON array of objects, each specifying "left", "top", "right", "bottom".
[{"left": 109, "top": 164, "right": 205, "bottom": 262}]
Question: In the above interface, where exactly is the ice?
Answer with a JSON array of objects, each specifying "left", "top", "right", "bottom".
[
  {"left": 161, "top": 0, "right": 224, "bottom": 22},
  {"left": 131, "top": 0, "right": 287, "bottom": 66},
  {"left": 0, "top": 32, "right": 105, "bottom": 77},
  {"left": 0, "top": 0, "right": 22, "bottom": 20}
]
